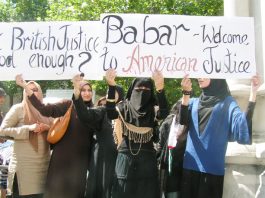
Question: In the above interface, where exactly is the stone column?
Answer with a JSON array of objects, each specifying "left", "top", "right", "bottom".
[
  {"left": 253, "top": 1, "right": 265, "bottom": 197},
  {"left": 223, "top": 0, "right": 265, "bottom": 198},
  {"left": 224, "top": 0, "right": 250, "bottom": 95}
]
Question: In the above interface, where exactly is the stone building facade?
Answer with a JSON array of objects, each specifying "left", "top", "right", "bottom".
[{"left": 223, "top": 0, "right": 265, "bottom": 197}]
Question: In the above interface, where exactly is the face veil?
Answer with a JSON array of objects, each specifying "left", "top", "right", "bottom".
[{"left": 123, "top": 78, "right": 157, "bottom": 127}]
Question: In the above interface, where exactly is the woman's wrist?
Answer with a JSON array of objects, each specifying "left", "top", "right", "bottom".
[
  {"left": 182, "top": 95, "right": 190, "bottom": 106},
  {"left": 24, "top": 84, "right": 34, "bottom": 96},
  {"left": 73, "top": 89, "right": 80, "bottom": 100},
  {"left": 155, "top": 82, "right": 164, "bottom": 92},
  {"left": 156, "top": 88, "right": 164, "bottom": 93},
  {"left": 182, "top": 90, "right": 192, "bottom": 96},
  {"left": 249, "top": 92, "right": 257, "bottom": 102},
  {"left": 107, "top": 81, "right": 116, "bottom": 86}
]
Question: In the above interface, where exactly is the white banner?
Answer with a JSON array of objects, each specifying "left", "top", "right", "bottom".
[
  {"left": 0, "top": 21, "right": 102, "bottom": 80},
  {"left": 100, "top": 14, "right": 256, "bottom": 79},
  {"left": 0, "top": 15, "right": 256, "bottom": 80}
]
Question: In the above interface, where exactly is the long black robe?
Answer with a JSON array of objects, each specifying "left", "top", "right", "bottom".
[
  {"left": 157, "top": 113, "right": 187, "bottom": 195},
  {"left": 73, "top": 96, "right": 117, "bottom": 198},
  {"left": 106, "top": 83, "right": 169, "bottom": 198},
  {"left": 29, "top": 94, "right": 93, "bottom": 198}
]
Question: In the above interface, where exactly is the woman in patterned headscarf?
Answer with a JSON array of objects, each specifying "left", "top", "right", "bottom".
[
  {"left": 0, "top": 79, "right": 53, "bottom": 198},
  {"left": 15, "top": 74, "right": 94, "bottom": 198},
  {"left": 105, "top": 69, "right": 169, "bottom": 198}
]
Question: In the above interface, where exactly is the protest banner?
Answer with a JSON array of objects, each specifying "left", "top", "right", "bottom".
[
  {"left": 0, "top": 15, "right": 256, "bottom": 80},
  {"left": 100, "top": 14, "right": 256, "bottom": 79},
  {"left": 0, "top": 21, "right": 101, "bottom": 80}
]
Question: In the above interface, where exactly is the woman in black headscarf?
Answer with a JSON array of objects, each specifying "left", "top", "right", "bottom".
[
  {"left": 72, "top": 74, "right": 125, "bottom": 198},
  {"left": 105, "top": 69, "right": 169, "bottom": 198},
  {"left": 179, "top": 76, "right": 260, "bottom": 198}
]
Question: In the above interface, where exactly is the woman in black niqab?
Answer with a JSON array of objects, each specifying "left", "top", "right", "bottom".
[
  {"left": 124, "top": 77, "right": 157, "bottom": 127},
  {"left": 105, "top": 69, "right": 169, "bottom": 198}
]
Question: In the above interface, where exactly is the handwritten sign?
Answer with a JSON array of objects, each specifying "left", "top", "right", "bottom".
[
  {"left": 0, "top": 21, "right": 102, "bottom": 80},
  {"left": 0, "top": 15, "right": 256, "bottom": 80},
  {"left": 100, "top": 14, "right": 256, "bottom": 79}
]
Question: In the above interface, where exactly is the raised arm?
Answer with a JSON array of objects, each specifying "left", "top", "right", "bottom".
[
  {"left": 179, "top": 75, "right": 192, "bottom": 125},
  {"left": 152, "top": 70, "right": 168, "bottom": 120},
  {"left": 15, "top": 74, "right": 34, "bottom": 96},
  {"left": 71, "top": 74, "right": 105, "bottom": 128},
  {"left": 244, "top": 75, "right": 261, "bottom": 143},
  {"left": 15, "top": 74, "right": 69, "bottom": 118},
  {"left": 72, "top": 73, "right": 83, "bottom": 100},
  {"left": 105, "top": 69, "right": 119, "bottom": 119}
]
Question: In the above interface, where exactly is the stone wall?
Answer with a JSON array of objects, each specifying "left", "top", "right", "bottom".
[{"left": 223, "top": 0, "right": 265, "bottom": 197}]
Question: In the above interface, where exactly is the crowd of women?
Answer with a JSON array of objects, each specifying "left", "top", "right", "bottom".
[{"left": 0, "top": 69, "right": 260, "bottom": 198}]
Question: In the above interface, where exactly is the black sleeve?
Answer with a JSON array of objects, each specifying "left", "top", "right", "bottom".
[
  {"left": 245, "top": 101, "right": 256, "bottom": 144},
  {"left": 72, "top": 95, "right": 105, "bottom": 130},
  {"left": 157, "top": 116, "right": 172, "bottom": 166},
  {"left": 179, "top": 104, "right": 189, "bottom": 125},
  {"left": 28, "top": 94, "right": 70, "bottom": 117},
  {"left": 106, "top": 85, "right": 119, "bottom": 119},
  {"left": 158, "top": 118, "right": 170, "bottom": 151},
  {"left": 155, "top": 89, "right": 169, "bottom": 120}
]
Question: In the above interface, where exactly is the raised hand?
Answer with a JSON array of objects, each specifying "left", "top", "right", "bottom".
[
  {"left": 249, "top": 75, "right": 260, "bottom": 102},
  {"left": 72, "top": 74, "right": 83, "bottom": 90},
  {"left": 105, "top": 68, "right": 116, "bottom": 86},
  {"left": 152, "top": 70, "right": 164, "bottom": 91},
  {"left": 72, "top": 74, "right": 83, "bottom": 99},
  {"left": 15, "top": 74, "right": 34, "bottom": 96},
  {"left": 181, "top": 74, "right": 192, "bottom": 92},
  {"left": 15, "top": 74, "right": 27, "bottom": 88},
  {"left": 251, "top": 75, "right": 260, "bottom": 93}
]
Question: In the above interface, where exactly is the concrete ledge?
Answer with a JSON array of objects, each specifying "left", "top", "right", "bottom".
[
  {"left": 225, "top": 142, "right": 265, "bottom": 165},
  {"left": 257, "top": 83, "right": 265, "bottom": 96}
]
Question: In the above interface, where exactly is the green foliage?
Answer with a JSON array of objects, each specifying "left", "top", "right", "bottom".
[
  {"left": 0, "top": 81, "right": 18, "bottom": 96},
  {"left": 0, "top": 0, "right": 223, "bottom": 106},
  {"left": 0, "top": 0, "right": 49, "bottom": 22},
  {"left": 0, "top": 1, "right": 13, "bottom": 21}
]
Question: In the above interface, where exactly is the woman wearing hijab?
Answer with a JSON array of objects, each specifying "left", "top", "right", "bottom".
[
  {"left": 157, "top": 101, "right": 187, "bottom": 198},
  {"left": 15, "top": 75, "right": 94, "bottom": 198},
  {"left": 105, "top": 69, "right": 169, "bottom": 198},
  {"left": 72, "top": 74, "right": 125, "bottom": 198},
  {"left": 0, "top": 80, "right": 52, "bottom": 198},
  {"left": 179, "top": 75, "right": 260, "bottom": 198}
]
